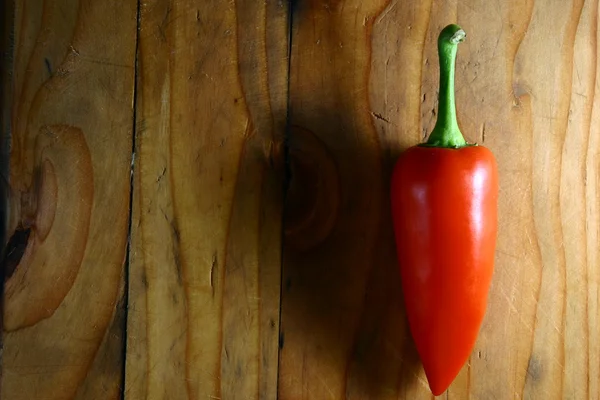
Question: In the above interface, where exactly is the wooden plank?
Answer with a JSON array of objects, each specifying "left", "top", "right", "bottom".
[
  {"left": 124, "top": 1, "right": 288, "bottom": 399},
  {"left": 0, "top": 0, "right": 13, "bottom": 257},
  {"left": 1, "top": 0, "right": 137, "bottom": 398},
  {"left": 280, "top": 0, "right": 600, "bottom": 399},
  {"left": 0, "top": 3, "right": 15, "bottom": 393}
]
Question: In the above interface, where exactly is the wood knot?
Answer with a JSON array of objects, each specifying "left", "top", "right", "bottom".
[
  {"left": 19, "top": 159, "right": 57, "bottom": 240},
  {"left": 4, "top": 124, "right": 93, "bottom": 330},
  {"left": 512, "top": 81, "right": 531, "bottom": 108},
  {"left": 284, "top": 126, "right": 339, "bottom": 252}
]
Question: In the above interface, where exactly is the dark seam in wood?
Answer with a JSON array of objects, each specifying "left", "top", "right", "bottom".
[
  {"left": 277, "top": 1, "right": 294, "bottom": 398},
  {"left": 120, "top": 0, "right": 143, "bottom": 397}
]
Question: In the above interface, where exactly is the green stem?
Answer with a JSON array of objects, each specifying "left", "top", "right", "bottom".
[{"left": 424, "top": 24, "right": 467, "bottom": 148}]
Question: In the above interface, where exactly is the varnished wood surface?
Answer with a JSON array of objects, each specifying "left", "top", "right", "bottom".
[{"left": 2, "top": 0, "right": 599, "bottom": 399}]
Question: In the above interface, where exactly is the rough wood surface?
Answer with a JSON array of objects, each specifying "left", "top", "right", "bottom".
[
  {"left": 124, "top": 1, "right": 288, "bottom": 399},
  {"left": 1, "top": 0, "right": 136, "bottom": 398},
  {"left": 279, "top": 0, "right": 600, "bottom": 399},
  {"left": 2, "top": 0, "right": 600, "bottom": 399}
]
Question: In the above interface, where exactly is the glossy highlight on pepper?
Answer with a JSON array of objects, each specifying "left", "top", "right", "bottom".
[{"left": 390, "top": 24, "right": 498, "bottom": 396}]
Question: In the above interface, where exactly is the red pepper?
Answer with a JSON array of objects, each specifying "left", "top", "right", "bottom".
[{"left": 390, "top": 24, "right": 498, "bottom": 395}]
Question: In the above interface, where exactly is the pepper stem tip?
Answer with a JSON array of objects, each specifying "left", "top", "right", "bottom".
[
  {"left": 438, "top": 24, "right": 466, "bottom": 47},
  {"left": 450, "top": 29, "right": 466, "bottom": 44}
]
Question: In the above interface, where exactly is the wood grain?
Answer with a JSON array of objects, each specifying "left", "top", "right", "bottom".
[
  {"left": 124, "top": 1, "right": 288, "bottom": 399},
  {"left": 2, "top": 0, "right": 600, "bottom": 399},
  {"left": 280, "top": 0, "right": 600, "bottom": 399},
  {"left": 1, "top": 0, "right": 136, "bottom": 398}
]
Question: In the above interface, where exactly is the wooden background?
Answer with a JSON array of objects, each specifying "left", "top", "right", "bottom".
[{"left": 1, "top": 0, "right": 599, "bottom": 399}]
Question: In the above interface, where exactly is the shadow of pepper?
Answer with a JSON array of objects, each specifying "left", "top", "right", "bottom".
[
  {"left": 275, "top": 0, "right": 436, "bottom": 395},
  {"left": 279, "top": 120, "right": 426, "bottom": 398}
]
